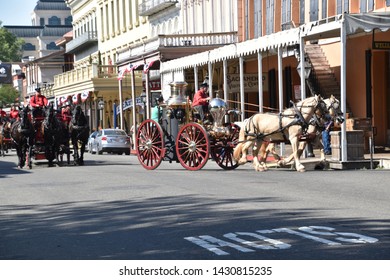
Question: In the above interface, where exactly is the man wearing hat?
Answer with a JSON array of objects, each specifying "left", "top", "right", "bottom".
[
  {"left": 30, "top": 87, "right": 48, "bottom": 121},
  {"left": 192, "top": 82, "right": 210, "bottom": 123}
]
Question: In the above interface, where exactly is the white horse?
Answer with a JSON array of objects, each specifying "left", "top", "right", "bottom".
[
  {"left": 252, "top": 95, "right": 345, "bottom": 170},
  {"left": 233, "top": 95, "right": 328, "bottom": 172}
]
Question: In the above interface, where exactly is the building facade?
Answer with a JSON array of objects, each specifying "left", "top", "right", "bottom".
[
  {"left": 161, "top": 0, "right": 390, "bottom": 156},
  {"left": 4, "top": 0, "right": 72, "bottom": 101}
]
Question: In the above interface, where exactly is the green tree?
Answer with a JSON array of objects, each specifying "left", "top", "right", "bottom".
[
  {"left": 0, "top": 84, "right": 19, "bottom": 107},
  {"left": 0, "top": 21, "right": 24, "bottom": 62}
]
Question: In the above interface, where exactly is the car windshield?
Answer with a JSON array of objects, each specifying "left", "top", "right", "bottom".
[{"left": 104, "top": 130, "right": 126, "bottom": 136}]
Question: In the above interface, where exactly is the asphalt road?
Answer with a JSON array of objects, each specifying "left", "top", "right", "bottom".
[{"left": 0, "top": 150, "right": 389, "bottom": 260}]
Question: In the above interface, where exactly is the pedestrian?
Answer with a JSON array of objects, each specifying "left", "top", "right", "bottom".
[
  {"left": 151, "top": 95, "right": 164, "bottom": 122},
  {"left": 322, "top": 118, "right": 334, "bottom": 155},
  {"left": 192, "top": 82, "right": 210, "bottom": 123}
]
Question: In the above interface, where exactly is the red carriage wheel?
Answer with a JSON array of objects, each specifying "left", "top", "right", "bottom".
[
  {"left": 210, "top": 123, "right": 240, "bottom": 170},
  {"left": 176, "top": 122, "right": 209, "bottom": 171},
  {"left": 136, "top": 119, "right": 165, "bottom": 170}
]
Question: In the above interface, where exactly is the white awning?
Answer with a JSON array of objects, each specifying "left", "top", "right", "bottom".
[
  {"left": 345, "top": 12, "right": 390, "bottom": 34},
  {"left": 160, "top": 27, "right": 300, "bottom": 73}
]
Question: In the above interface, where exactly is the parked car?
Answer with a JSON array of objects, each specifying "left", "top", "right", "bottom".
[
  {"left": 91, "top": 129, "right": 131, "bottom": 155},
  {"left": 87, "top": 131, "right": 99, "bottom": 154}
]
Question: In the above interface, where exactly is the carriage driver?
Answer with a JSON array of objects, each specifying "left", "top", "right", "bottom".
[
  {"left": 192, "top": 82, "right": 211, "bottom": 123},
  {"left": 29, "top": 88, "right": 48, "bottom": 122}
]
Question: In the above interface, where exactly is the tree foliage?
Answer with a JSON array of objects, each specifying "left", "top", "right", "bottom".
[
  {"left": 0, "top": 21, "right": 24, "bottom": 63},
  {"left": 0, "top": 84, "right": 19, "bottom": 106}
]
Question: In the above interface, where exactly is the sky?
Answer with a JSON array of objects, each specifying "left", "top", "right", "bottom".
[{"left": 0, "top": 0, "right": 37, "bottom": 26}]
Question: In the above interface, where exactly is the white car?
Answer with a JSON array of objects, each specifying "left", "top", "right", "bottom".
[{"left": 91, "top": 129, "right": 131, "bottom": 155}]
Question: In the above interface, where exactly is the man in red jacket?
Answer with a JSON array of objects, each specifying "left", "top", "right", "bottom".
[
  {"left": 192, "top": 82, "right": 210, "bottom": 122},
  {"left": 9, "top": 105, "right": 19, "bottom": 124},
  {"left": 30, "top": 88, "right": 48, "bottom": 121}
]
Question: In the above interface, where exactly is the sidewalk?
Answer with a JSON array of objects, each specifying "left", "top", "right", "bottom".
[{"left": 255, "top": 144, "right": 390, "bottom": 170}]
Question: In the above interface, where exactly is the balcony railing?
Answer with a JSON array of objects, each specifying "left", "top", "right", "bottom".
[
  {"left": 53, "top": 64, "right": 118, "bottom": 88},
  {"left": 117, "top": 32, "right": 238, "bottom": 63},
  {"left": 139, "top": 0, "right": 178, "bottom": 16},
  {"left": 66, "top": 31, "right": 98, "bottom": 53}
]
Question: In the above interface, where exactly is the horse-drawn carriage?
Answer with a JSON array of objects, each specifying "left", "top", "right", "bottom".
[
  {"left": 10, "top": 104, "right": 88, "bottom": 169},
  {"left": 135, "top": 81, "right": 241, "bottom": 170}
]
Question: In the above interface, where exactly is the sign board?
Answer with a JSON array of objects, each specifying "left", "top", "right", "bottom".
[
  {"left": 0, "top": 63, "right": 12, "bottom": 84},
  {"left": 226, "top": 73, "right": 268, "bottom": 93},
  {"left": 294, "top": 85, "right": 301, "bottom": 100},
  {"left": 373, "top": 41, "right": 390, "bottom": 49}
]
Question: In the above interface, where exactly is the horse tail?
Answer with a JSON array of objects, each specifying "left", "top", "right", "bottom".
[{"left": 233, "top": 127, "right": 247, "bottom": 161}]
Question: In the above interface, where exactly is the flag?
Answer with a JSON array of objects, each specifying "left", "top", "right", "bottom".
[
  {"left": 72, "top": 94, "right": 80, "bottom": 104},
  {"left": 143, "top": 61, "right": 155, "bottom": 73},
  {"left": 81, "top": 91, "right": 89, "bottom": 102}
]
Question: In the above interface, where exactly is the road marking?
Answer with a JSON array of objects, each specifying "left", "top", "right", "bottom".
[{"left": 185, "top": 225, "right": 379, "bottom": 255}]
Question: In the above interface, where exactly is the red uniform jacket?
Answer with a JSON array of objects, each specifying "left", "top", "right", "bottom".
[
  {"left": 9, "top": 109, "right": 19, "bottom": 120},
  {"left": 192, "top": 89, "right": 209, "bottom": 107},
  {"left": 30, "top": 94, "right": 48, "bottom": 108}
]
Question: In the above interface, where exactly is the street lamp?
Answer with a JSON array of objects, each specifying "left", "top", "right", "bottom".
[
  {"left": 140, "top": 91, "right": 147, "bottom": 121},
  {"left": 297, "top": 60, "right": 312, "bottom": 79},
  {"left": 98, "top": 99, "right": 105, "bottom": 129}
]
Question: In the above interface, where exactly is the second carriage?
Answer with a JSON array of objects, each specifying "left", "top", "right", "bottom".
[{"left": 135, "top": 81, "right": 241, "bottom": 171}]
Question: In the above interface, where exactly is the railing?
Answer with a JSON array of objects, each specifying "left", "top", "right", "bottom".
[
  {"left": 117, "top": 32, "right": 238, "bottom": 62},
  {"left": 53, "top": 64, "right": 119, "bottom": 88},
  {"left": 139, "top": 0, "right": 178, "bottom": 16},
  {"left": 66, "top": 31, "right": 98, "bottom": 53}
]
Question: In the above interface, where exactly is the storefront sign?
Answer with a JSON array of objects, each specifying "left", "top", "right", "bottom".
[
  {"left": 373, "top": 41, "right": 390, "bottom": 49},
  {"left": 116, "top": 97, "right": 144, "bottom": 115},
  {"left": 226, "top": 73, "right": 268, "bottom": 93}
]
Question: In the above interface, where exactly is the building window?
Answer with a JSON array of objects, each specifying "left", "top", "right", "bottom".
[
  {"left": 23, "top": 43, "right": 36, "bottom": 51},
  {"left": 245, "top": 0, "right": 249, "bottom": 39},
  {"left": 47, "top": 42, "right": 60, "bottom": 50},
  {"left": 254, "top": 0, "right": 262, "bottom": 37},
  {"left": 100, "top": 7, "right": 104, "bottom": 39},
  {"left": 387, "top": 0, "right": 390, "bottom": 7},
  {"left": 49, "top": 16, "right": 61, "bottom": 25},
  {"left": 300, "top": 0, "right": 305, "bottom": 24},
  {"left": 266, "top": 0, "right": 274, "bottom": 35},
  {"left": 337, "top": 0, "right": 349, "bottom": 14},
  {"left": 360, "top": 0, "right": 374, "bottom": 12},
  {"left": 40, "top": 18, "right": 45, "bottom": 26},
  {"left": 310, "top": 0, "right": 319, "bottom": 22},
  {"left": 281, "top": 0, "right": 291, "bottom": 30},
  {"left": 322, "top": 0, "right": 327, "bottom": 19},
  {"left": 122, "top": 0, "right": 126, "bottom": 29},
  {"left": 65, "top": 16, "right": 72, "bottom": 25}
]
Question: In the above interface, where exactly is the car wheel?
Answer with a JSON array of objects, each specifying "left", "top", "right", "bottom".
[
  {"left": 125, "top": 151, "right": 130, "bottom": 155},
  {"left": 118, "top": 152, "right": 123, "bottom": 155}
]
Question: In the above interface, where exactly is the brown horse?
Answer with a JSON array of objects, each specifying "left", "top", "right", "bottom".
[
  {"left": 10, "top": 106, "right": 34, "bottom": 169},
  {"left": 233, "top": 95, "right": 327, "bottom": 172},
  {"left": 1, "top": 121, "right": 12, "bottom": 156}
]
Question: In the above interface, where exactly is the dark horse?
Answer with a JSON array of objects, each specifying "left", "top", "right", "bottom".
[
  {"left": 10, "top": 106, "right": 34, "bottom": 169},
  {"left": 1, "top": 121, "right": 12, "bottom": 157},
  {"left": 42, "top": 104, "right": 63, "bottom": 167},
  {"left": 69, "top": 105, "right": 89, "bottom": 165}
]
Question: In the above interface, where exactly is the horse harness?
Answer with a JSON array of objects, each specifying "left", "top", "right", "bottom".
[{"left": 243, "top": 100, "right": 323, "bottom": 144}]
